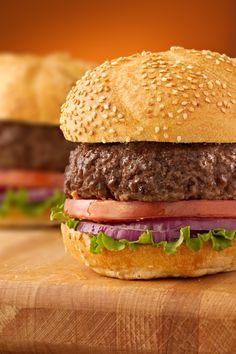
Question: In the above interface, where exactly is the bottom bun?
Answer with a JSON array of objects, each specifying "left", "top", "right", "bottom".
[
  {"left": 0, "top": 208, "right": 54, "bottom": 227},
  {"left": 61, "top": 224, "right": 236, "bottom": 279}
]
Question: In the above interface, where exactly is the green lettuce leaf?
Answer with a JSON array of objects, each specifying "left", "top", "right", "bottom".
[
  {"left": 50, "top": 202, "right": 79, "bottom": 229},
  {"left": 88, "top": 226, "right": 236, "bottom": 255},
  {"left": 49, "top": 202, "right": 236, "bottom": 255},
  {"left": 0, "top": 189, "right": 64, "bottom": 217}
]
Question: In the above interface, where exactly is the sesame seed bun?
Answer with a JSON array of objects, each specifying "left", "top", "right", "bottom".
[
  {"left": 61, "top": 223, "right": 236, "bottom": 279},
  {"left": 0, "top": 53, "right": 94, "bottom": 125},
  {"left": 60, "top": 47, "right": 236, "bottom": 143}
]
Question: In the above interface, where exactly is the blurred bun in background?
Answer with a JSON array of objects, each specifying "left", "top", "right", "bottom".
[{"left": 0, "top": 53, "right": 94, "bottom": 226}]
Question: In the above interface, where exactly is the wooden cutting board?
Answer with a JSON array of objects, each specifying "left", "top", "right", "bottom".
[{"left": 0, "top": 228, "right": 236, "bottom": 354}]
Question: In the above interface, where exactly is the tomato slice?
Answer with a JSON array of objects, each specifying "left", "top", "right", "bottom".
[
  {"left": 0, "top": 170, "right": 64, "bottom": 189},
  {"left": 65, "top": 199, "right": 236, "bottom": 222}
]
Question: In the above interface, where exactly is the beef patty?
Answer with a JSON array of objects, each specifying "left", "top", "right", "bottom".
[
  {"left": 0, "top": 121, "right": 75, "bottom": 172},
  {"left": 65, "top": 142, "right": 236, "bottom": 202}
]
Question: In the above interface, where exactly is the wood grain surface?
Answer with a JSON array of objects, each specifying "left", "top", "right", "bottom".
[{"left": 0, "top": 228, "right": 236, "bottom": 354}]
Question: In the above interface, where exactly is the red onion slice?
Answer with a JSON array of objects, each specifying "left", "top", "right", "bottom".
[{"left": 77, "top": 218, "right": 236, "bottom": 243}]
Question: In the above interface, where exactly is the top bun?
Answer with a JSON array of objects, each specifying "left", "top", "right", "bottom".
[
  {"left": 60, "top": 47, "right": 236, "bottom": 143},
  {"left": 0, "top": 53, "right": 94, "bottom": 125}
]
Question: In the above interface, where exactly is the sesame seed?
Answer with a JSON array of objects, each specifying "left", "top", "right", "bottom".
[
  {"left": 125, "top": 137, "right": 131, "bottom": 143},
  {"left": 230, "top": 99, "right": 236, "bottom": 104},
  {"left": 205, "top": 97, "right": 211, "bottom": 103},
  {"left": 217, "top": 101, "right": 223, "bottom": 107},
  {"left": 172, "top": 99, "right": 178, "bottom": 105},
  {"left": 177, "top": 136, "right": 182, "bottom": 142},
  {"left": 222, "top": 83, "right": 227, "bottom": 89},
  {"left": 159, "top": 103, "right": 165, "bottom": 110},
  {"left": 155, "top": 126, "right": 160, "bottom": 133},
  {"left": 215, "top": 80, "right": 221, "bottom": 86},
  {"left": 163, "top": 133, "right": 169, "bottom": 139},
  {"left": 181, "top": 101, "right": 188, "bottom": 106},
  {"left": 168, "top": 112, "right": 173, "bottom": 118},
  {"left": 221, "top": 107, "right": 226, "bottom": 113},
  {"left": 163, "top": 125, "right": 168, "bottom": 130},
  {"left": 157, "top": 96, "right": 162, "bottom": 102},
  {"left": 223, "top": 100, "right": 229, "bottom": 107},
  {"left": 102, "top": 114, "right": 108, "bottom": 119},
  {"left": 117, "top": 113, "right": 124, "bottom": 118},
  {"left": 207, "top": 81, "right": 214, "bottom": 89},
  {"left": 137, "top": 126, "right": 144, "bottom": 132},
  {"left": 183, "top": 113, "right": 188, "bottom": 119}
]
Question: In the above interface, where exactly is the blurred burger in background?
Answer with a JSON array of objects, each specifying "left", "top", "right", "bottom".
[
  {"left": 53, "top": 47, "right": 236, "bottom": 279},
  {"left": 0, "top": 53, "right": 94, "bottom": 226}
]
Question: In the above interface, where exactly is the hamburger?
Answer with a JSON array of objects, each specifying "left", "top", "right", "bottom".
[
  {"left": 0, "top": 53, "right": 94, "bottom": 226},
  {"left": 52, "top": 47, "right": 236, "bottom": 279}
]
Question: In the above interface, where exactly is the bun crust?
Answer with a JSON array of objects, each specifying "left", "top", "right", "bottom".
[
  {"left": 0, "top": 208, "right": 55, "bottom": 227},
  {"left": 61, "top": 224, "right": 236, "bottom": 279},
  {"left": 0, "top": 53, "right": 94, "bottom": 125},
  {"left": 61, "top": 47, "right": 236, "bottom": 143}
]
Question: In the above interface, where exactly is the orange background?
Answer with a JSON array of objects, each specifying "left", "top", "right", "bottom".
[{"left": 0, "top": 0, "right": 235, "bottom": 63}]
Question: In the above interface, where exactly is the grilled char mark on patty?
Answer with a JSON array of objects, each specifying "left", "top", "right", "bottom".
[
  {"left": 65, "top": 142, "right": 236, "bottom": 202},
  {"left": 0, "top": 121, "right": 75, "bottom": 172}
]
